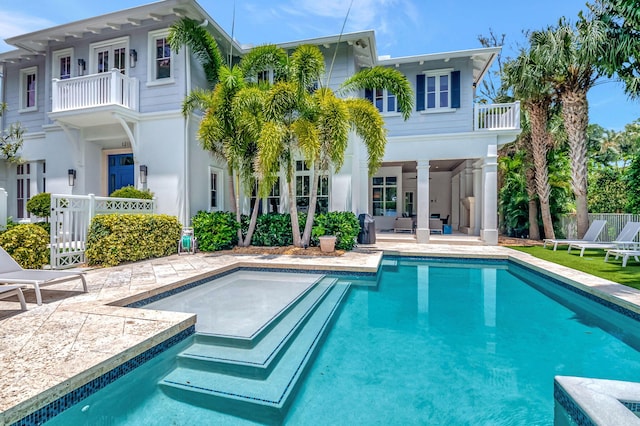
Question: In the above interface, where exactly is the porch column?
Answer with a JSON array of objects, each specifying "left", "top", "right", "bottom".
[
  {"left": 481, "top": 144, "right": 499, "bottom": 245},
  {"left": 473, "top": 161, "right": 482, "bottom": 235},
  {"left": 416, "top": 160, "right": 430, "bottom": 243},
  {"left": 451, "top": 174, "right": 460, "bottom": 231}
]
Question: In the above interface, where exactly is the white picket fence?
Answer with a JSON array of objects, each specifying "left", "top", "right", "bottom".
[
  {"left": 559, "top": 213, "right": 640, "bottom": 242},
  {"left": 50, "top": 194, "right": 155, "bottom": 269}
]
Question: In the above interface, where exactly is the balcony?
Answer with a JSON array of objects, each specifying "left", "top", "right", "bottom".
[
  {"left": 474, "top": 101, "right": 520, "bottom": 131},
  {"left": 50, "top": 69, "right": 139, "bottom": 128}
]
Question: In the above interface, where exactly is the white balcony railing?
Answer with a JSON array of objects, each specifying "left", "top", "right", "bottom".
[
  {"left": 474, "top": 101, "right": 521, "bottom": 131},
  {"left": 52, "top": 69, "right": 139, "bottom": 112}
]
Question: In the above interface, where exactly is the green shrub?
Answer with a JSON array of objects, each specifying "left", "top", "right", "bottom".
[
  {"left": 250, "top": 214, "right": 294, "bottom": 246},
  {"left": 311, "top": 211, "right": 359, "bottom": 250},
  {"left": 86, "top": 214, "right": 181, "bottom": 266},
  {"left": 109, "top": 186, "right": 154, "bottom": 199},
  {"left": 192, "top": 211, "right": 239, "bottom": 251},
  {"left": 26, "top": 192, "right": 51, "bottom": 219},
  {"left": 0, "top": 223, "right": 49, "bottom": 268}
]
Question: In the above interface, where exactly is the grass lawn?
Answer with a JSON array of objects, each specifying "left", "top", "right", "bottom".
[{"left": 509, "top": 245, "right": 640, "bottom": 290}]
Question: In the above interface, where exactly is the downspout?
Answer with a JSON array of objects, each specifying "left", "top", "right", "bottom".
[{"left": 184, "top": 46, "right": 191, "bottom": 225}]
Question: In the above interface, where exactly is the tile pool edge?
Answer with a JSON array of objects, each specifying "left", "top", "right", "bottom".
[{"left": 5, "top": 322, "right": 196, "bottom": 426}]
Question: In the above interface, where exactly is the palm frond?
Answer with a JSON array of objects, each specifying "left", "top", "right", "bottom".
[
  {"left": 240, "top": 44, "right": 289, "bottom": 82},
  {"left": 345, "top": 98, "right": 387, "bottom": 175}
]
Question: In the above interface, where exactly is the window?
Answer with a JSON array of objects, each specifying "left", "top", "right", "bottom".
[
  {"left": 295, "top": 161, "right": 329, "bottom": 214},
  {"left": 372, "top": 176, "right": 397, "bottom": 217},
  {"left": 416, "top": 69, "right": 460, "bottom": 112},
  {"left": 365, "top": 88, "right": 397, "bottom": 114},
  {"left": 19, "top": 67, "right": 37, "bottom": 112},
  {"left": 90, "top": 37, "right": 128, "bottom": 75},
  {"left": 209, "top": 167, "right": 223, "bottom": 211},
  {"left": 53, "top": 49, "right": 74, "bottom": 80},
  {"left": 404, "top": 191, "right": 414, "bottom": 216},
  {"left": 16, "top": 164, "right": 31, "bottom": 219},
  {"left": 250, "top": 177, "right": 281, "bottom": 214},
  {"left": 148, "top": 29, "right": 173, "bottom": 84}
]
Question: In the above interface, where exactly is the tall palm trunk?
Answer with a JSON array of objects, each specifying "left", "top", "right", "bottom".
[
  {"left": 287, "top": 177, "right": 303, "bottom": 247},
  {"left": 227, "top": 165, "right": 237, "bottom": 214},
  {"left": 528, "top": 101, "right": 555, "bottom": 239},
  {"left": 525, "top": 166, "right": 541, "bottom": 240},
  {"left": 301, "top": 163, "right": 320, "bottom": 246},
  {"left": 561, "top": 89, "right": 589, "bottom": 238},
  {"left": 241, "top": 194, "right": 261, "bottom": 247}
]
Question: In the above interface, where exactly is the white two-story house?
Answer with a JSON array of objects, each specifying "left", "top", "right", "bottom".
[{"left": 0, "top": 0, "right": 520, "bottom": 245}]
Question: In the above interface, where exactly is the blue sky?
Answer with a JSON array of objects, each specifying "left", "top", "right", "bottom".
[{"left": 0, "top": 0, "right": 637, "bottom": 130}]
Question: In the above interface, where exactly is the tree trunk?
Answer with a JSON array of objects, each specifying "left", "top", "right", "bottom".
[
  {"left": 288, "top": 177, "right": 303, "bottom": 247},
  {"left": 528, "top": 101, "right": 555, "bottom": 239},
  {"left": 228, "top": 165, "right": 237, "bottom": 214},
  {"left": 241, "top": 190, "right": 262, "bottom": 247},
  {"left": 301, "top": 163, "right": 320, "bottom": 247},
  {"left": 561, "top": 89, "right": 589, "bottom": 238},
  {"left": 233, "top": 170, "right": 243, "bottom": 246},
  {"left": 525, "top": 166, "right": 541, "bottom": 240}
]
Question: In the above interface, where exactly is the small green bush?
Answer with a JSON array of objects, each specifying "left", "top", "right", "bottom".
[
  {"left": 26, "top": 192, "right": 51, "bottom": 218},
  {"left": 110, "top": 186, "right": 154, "bottom": 199},
  {"left": 192, "top": 211, "right": 239, "bottom": 251},
  {"left": 0, "top": 223, "right": 49, "bottom": 268},
  {"left": 311, "top": 211, "right": 359, "bottom": 250},
  {"left": 86, "top": 214, "right": 181, "bottom": 266},
  {"left": 250, "top": 214, "right": 294, "bottom": 247}
]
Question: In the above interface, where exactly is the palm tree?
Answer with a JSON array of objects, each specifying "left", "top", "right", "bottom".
[
  {"left": 503, "top": 50, "right": 557, "bottom": 239},
  {"left": 245, "top": 43, "right": 412, "bottom": 247},
  {"left": 530, "top": 19, "right": 607, "bottom": 238}
]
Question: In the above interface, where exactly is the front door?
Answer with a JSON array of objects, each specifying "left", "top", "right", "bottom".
[{"left": 108, "top": 153, "right": 134, "bottom": 195}]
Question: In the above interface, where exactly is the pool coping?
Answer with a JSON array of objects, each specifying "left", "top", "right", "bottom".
[{"left": 3, "top": 245, "right": 640, "bottom": 425}]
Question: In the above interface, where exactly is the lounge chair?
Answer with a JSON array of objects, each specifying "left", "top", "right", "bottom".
[
  {"left": 0, "top": 247, "right": 87, "bottom": 305},
  {"left": 604, "top": 249, "right": 640, "bottom": 267},
  {"left": 0, "top": 285, "right": 27, "bottom": 310},
  {"left": 543, "top": 219, "right": 607, "bottom": 251},
  {"left": 568, "top": 222, "right": 640, "bottom": 257}
]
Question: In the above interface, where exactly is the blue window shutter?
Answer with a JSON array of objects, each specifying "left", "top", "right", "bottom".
[
  {"left": 416, "top": 74, "right": 425, "bottom": 111},
  {"left": 451, "top": 70, "right": 461, "bottom": 109},
  {"left": 365, "top": 88, "right": 373, "bottom": 103}
]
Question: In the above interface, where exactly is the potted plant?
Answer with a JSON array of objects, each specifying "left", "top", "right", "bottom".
[{"left": 312, "top": 215, "right": 336, "bottom": 253}]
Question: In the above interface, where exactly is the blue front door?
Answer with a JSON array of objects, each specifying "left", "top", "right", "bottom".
[{"left": 108, "top": 153, "right": 134, "bottom": 194}]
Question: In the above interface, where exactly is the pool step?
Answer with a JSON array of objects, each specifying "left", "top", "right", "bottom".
[
  {"left": 158, "top": 281, "right": 350, "bottom": 424},
  {"left": 176, "top": 278, "right": 337, "bottom": 379}
]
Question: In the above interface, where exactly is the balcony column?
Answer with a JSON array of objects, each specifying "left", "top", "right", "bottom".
[
  {"left": 481, "top": 144, "right": 499, "bottom": 245},
  {"left": 416, "top": 160, "right": 430, "bottom": 243}
]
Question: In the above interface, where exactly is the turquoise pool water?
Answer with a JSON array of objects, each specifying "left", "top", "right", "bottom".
[{"left": 44, "top": 259, "right": 640, "bottom": 425}]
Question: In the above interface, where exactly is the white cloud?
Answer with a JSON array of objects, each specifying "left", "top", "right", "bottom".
[{"left": 0, "top": 10, "right": 55, "bottom": 51}]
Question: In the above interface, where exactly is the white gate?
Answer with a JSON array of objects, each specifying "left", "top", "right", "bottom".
[{"left": 50, "top": 194, "right": 155, "bottom": 269}]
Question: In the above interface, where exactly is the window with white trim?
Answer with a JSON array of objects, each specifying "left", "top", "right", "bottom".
[
  {"left": 19, "top": 67, "right": 37, "bottom": 112},
  {"left": 148, "top": 29, "right": 173, "bottom": 84},
  {"left": 250, "top": 177, "right": 281, "bottom": 214},
  {"left": 372, "top": 176, "right": 397, "bottom": 217},
  {"left": 426, "top": 71, "right": 450, "bottom": 110},
  {"left": 295, "top": 161, "right": 329, "bottom": 214},
  {"left": 209, "top": 167, "right": 223, "bottom": 211},
  {"left": 53, "top": 48, "right": 74, "bottom": 80},
  {"left": 365, "top": 88, "right": 397, "bottom": 113},
  {"left": 16, "top": 163, "right": 30, "bottom": 219}
]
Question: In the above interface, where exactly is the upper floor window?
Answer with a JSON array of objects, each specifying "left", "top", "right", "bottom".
[
  {"left": 416, "top": 69, "right": 461, "bottom": 112},
  {"left": 90, "top": 37, "right": 128, "bottom": 75},
  {"left": 53, "top": 49, "right": 74, "bottom": 80},
  {"left": 148, "top": 29, "right": 173, "bottom": 85},
  {"left": 19, "top": 67, "right": 37, "bottom": 112},
  {"left": 365, "top": 88, "right": 398, "bottom": 114}
]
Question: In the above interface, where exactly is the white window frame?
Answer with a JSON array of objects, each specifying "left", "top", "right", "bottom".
[
  {"left": 295, "top": 160, "right": 330, "bottom": 214},
  {"left": 52, "top": 48, "right": 74, "bottom": 80},
  {"left": 371, "top": 175, "right": 398, "bottom": 217},
  {"left": 374, "top": 88, "right": 400, "bottom": 116},
  {"left": 19, "top": 67, "right": 38, "bottom": 112},
  {"left": 209, "top": 166, "right": 223, "bottom": 211},
  {"left": 89, "top": 36, "right": 130, "bottom": 75},
  {"left": 147, "top": 29, "right": 174, "bottom": 86},
  {"left": 423, "top": 68, "right": 454, "bottom": 113}
]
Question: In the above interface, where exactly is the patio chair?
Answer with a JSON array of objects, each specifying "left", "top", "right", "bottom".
[
  {"left": 568, "top": 221, "right": 640, "bottom": 257},
  {"left": 0, "top": 247, "right": 87, "bottom": 306},
  {"left": 604, "top": 248, "right": 640, "bottom": 267},
  {"left": 0, "top": 285, "right": 27, "bottom": 310},
  {"left": 543, "top": 220, "right": 607, "bottom": 251}
]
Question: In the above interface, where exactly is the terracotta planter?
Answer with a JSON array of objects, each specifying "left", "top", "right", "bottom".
[{"left": 319, "top": 235, "right": 337, "bottom": 253}]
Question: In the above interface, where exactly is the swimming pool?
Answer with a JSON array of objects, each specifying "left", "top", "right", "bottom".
[{"left": 42, "top": 258, "right": 640, "bottom": 425}]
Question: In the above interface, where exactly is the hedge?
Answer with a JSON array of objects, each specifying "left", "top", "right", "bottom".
[
  {"left": 0, "top": 223, "right": 49, "bottom": 268},
  {"left": 86, "top": 214, "right": 181, "bottom": 266}
]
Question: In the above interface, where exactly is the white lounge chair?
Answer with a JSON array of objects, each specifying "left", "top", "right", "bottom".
[
  {"left": 604, "top": 249, "right": 640, "bottom": 267},
  {"left": 543, "top": 219, "right": 607, "bottom": 251},
  {"left": 0, "top": 285, "right": 27, "bottom": 310},
  {"left": 568, "top": 222, "right": 640, "bottom": 257},
  {"left": 0, "top": 247, "right": 87, "bottom": 305}
]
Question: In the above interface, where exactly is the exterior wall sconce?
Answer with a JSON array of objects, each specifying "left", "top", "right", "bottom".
[
  {"left": 130, "top": 49, "right": 137, "bottom": 68},
  {"left": 68, "top": 169, "right": 76, "bottom": 187},
  {"left": 139, "top": 165, "right": 147, "bottom": 184},
  {"left": 77, "top": 59, "right": 86, "bottom": 75}
]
